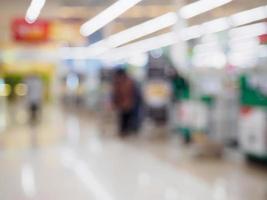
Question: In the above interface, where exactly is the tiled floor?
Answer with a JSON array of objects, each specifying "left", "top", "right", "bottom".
[{"left": 0, "top": 104, "right": 266, "bottom": 200}]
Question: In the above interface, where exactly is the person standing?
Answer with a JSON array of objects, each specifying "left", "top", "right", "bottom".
[
  {"left": 112, "top": 68, "right": 142, "bottom": 137},
  {"left": 168, "top": 68, "right": 191, "bottom": 143},
  {"left": 25, "top": 75, "right": 43, "bottom": 123}
]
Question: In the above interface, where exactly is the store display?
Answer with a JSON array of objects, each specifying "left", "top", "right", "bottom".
[
  {"left": 239, "top": 72, "right": 267, "bottom": 160},
  {"left": 239, "top": 107, "right": 267, "bottom": 156}
]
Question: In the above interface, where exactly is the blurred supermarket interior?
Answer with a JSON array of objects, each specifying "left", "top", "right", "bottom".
[{"left": 1, "top": 0, "right": 267, "bottom": 199}]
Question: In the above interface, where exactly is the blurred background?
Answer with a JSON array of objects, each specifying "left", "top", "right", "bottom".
[{"left": 0, "top": 0, "right": 267, "bottom": 199}]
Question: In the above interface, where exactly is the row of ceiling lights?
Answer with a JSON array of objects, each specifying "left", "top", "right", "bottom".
[
  {"left": 25, "top": 0, "right": 233, "bottom": 34},
  {"left": 61, "top": 3, "right": 267, "bottom": 61},
  {"left": 182, "top": 5, "right": 267, "bottom": 40},
  {"left": 24, "top": 0, "right": 267, "bottom": 62},
  {"left": 58, "top": 0, "right": 234, "bottom": 60}
]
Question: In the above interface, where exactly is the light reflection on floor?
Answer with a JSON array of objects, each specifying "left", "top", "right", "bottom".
[{"left": 0, "top": 104, "right": 266, "bottom": 200}]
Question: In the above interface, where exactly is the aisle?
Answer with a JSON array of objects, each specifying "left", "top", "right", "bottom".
[{"left": 0, "top": 105, "right": 266, "bottom": 200}]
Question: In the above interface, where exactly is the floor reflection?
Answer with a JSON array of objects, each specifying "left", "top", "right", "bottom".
[{"left": 0, "top": 105, "right": 266, "bottom": 200}]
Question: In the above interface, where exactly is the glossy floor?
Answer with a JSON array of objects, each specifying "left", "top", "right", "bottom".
[{"left": 0, "top": 105, "right": 266, "bottom": 200}]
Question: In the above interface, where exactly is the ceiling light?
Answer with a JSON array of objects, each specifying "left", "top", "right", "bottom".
[
  {"left": 179, "top": 25, "right": 203, "bottom": 41},
  {"left": 230, "top": 6, "right": 267, "bottom": 27},
  {"left": 229, "top": 22, "right": 267, "bottom": 40},
  {"left": 180, "top": 0, "right": 232, "bottom": 19},
  {"left": 59, "top": 32, "right": 177, "bottom": 60},
  {"left": 80, "top": 0, "right": 143, "bottom": 37},
  {"left": 85, "top": 12, "right": 177, "bottom": 56},
  {"left": 106, "top": 12, "right": 177, "bottom": 48},
  {"left": 202, "top": 17, "right": 230, "bottom": 34},
  {"left": 180, "top": 4, "right": 267, "bottom": 41},
  {"left": 99, "top": 32, "right": 178, "bottom": 62},
  {"left": 25, "top": 0, "right": 46, "bottom": 23}
]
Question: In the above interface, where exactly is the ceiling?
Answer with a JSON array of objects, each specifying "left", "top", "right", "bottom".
[
  {"left": 60, "top": 0, "right": 176, "bottom": 6},
  {"left": 187, "top": 0, "right": 267, "bottom": 25},
  {"left": 56, "top": 0, "right": 267, "bottom": 26},
  {"left": 0, "top": 0, "right": 267, "bottom": 43}
]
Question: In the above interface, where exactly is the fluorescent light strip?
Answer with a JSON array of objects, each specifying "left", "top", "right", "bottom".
[
  {"left": 85, "top": 12, "right": 177, "bottom": 57},
  {"left": 63, "top": 22, "right": 266, "bottom": 60},
  {"left": 61, "top": 12, "right": 177, "bottom": 59},
  {"left": 99, "top": 32, "right": 178, "bottom": 62},
  {"left": 229, "top": 22, "right": 267, "bottom": 40},
  {"left": 230, "top": 6, "right": 267, "bottom": 27},
  {"left": 25, "top": 0, "right": 46, "bottom": 23},
  {"left": 181, "top": 4, "right": 267, "bottom": 41},
  {"left": 80, "top": 0, "right": 143, "bottom": 36},
  {"left": 61, "top": 4, "right": 267, "bottom": 59},
  {"left": 61, "top": 33, "right": 177, "bottom": 60},
  {"left": 104, "top": 12, "right": 177, "bottom": 48},
  {"left": 202, "top": 17, "right": 230, "bottom": 34},
  {"left": 180, "top": 0, "right": 232, "bottom": 19},
  {"left": 102, "top": 18, "right": 267, "bottom": 58},
  {"left": 179, "top": 25, "right": 203, "bottom": 41}
]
